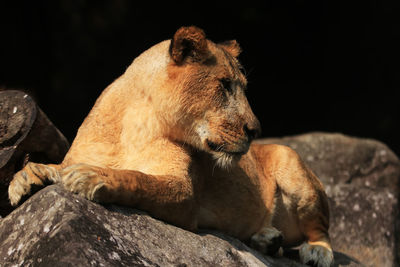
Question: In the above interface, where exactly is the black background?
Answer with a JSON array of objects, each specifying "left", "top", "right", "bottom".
[{"left": 1, "top": 2, "right": 399, "bottom": 156}]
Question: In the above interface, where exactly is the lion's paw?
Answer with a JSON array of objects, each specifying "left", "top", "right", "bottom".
[
  {"left": 299, "top": 242, "right": 334, "bottom": 267},
  {"left": 8, "top": 162, "right": 59, "bottom": 206},
  {"left": 250, "top": 227, "right": 283, "bottom": 255},
  {"left": 9, "top": 170, "right": 32, "bottom": 206},
  {"left": 60, "top": 164, "right": 109, "bottom": 202}
]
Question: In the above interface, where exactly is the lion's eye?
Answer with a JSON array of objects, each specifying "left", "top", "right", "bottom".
[{"left": 220, "top": 78, "right": 232, "bottom": 93}]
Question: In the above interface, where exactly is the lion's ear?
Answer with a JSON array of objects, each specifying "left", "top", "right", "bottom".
[
  {"left": 169, "top": 26, "right": 210, "bottom": 64},
  {"left": 219, "top": 40, "right": 241, "bottom": 58}
]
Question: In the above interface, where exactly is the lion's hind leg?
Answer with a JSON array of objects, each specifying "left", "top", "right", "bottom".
[
  {"left": 297, "top": 170, "right": 334, "bottom": 267},
  {"left": 8, "top": 162, "right": 61, "bottom": 206},
  {"left": 260, "top": 144, "right": 333, "bottom": 267},
  {"left": 298, "top": 208, "right": 333, "bottom": 267}
]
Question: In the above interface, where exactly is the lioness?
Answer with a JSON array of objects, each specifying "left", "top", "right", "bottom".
[{"left": 9, "top": 26, "right": 333, "bottom": 267}]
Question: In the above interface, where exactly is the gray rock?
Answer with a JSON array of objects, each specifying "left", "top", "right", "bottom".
[
  {"left": 257, "top": 132, "right": 399, "bottom": 188},
  {"left": 0, "top": 90, "right": 69, "bottom": 217},
  {"left": 0, "top": 185, "right": 304, "bottom": 267}
]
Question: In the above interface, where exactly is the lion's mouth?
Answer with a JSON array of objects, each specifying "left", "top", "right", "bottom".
[{"left": 206, "top": 140, "right": 248, "bottom": 156}]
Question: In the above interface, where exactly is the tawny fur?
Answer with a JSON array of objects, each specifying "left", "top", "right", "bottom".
[{"left": 8, "top": 26, "right": 333, "bottom": 267}]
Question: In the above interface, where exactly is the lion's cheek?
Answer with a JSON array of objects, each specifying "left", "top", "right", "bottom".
[
  {"left": 193, "top": 118, "right": 246, "bottom": 155},
  {"left": 194, "top": 122, "right": 211, "bottom": 149}
]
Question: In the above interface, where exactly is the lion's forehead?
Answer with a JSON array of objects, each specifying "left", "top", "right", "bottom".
[
  {"left": 205, "top": 42, "right": 246, "bottom": 83},
  {"left": 217, "top": 50, "right": 245, "bottom": 79}
]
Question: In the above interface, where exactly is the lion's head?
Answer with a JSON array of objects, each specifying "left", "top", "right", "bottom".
[{"left": 160, "top": 26, "right": 260, "bottom": 168}]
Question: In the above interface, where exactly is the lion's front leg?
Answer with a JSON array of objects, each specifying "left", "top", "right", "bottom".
[
  {"left": 59, "top": 164, "right": 198, "bottom": 230},
  {"left": 250, "top": 225, "right": 283, "bottom": 256}
]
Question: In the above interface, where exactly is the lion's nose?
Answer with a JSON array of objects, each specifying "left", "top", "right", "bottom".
[{"left": 244, "top": 120, "right": 261, "bottom": 142}]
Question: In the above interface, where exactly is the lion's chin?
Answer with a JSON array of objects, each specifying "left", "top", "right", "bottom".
[
  {"left": 203, "top": 139, "right": 247, "bottom": 169},
  {"left": 212, "top": 152, "right": 241, "bottom": 169}
]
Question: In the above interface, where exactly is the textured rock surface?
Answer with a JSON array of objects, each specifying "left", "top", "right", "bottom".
[
  {"left": 0, "top": 185, "right": 303, "bottom": 267},
  {"left": 257, "top": 133, "right": 400, "bottom": 267},
  {"left": 0, "top": 90, "right": 69, "bottom": 217}
]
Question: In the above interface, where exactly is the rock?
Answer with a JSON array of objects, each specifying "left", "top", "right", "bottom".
[
  {"left": 0, "top": 90, "right": 69, "bottom": 217},
  {"left": 257, "top": 132, "right": 400, "bottom": 267},
  {"left": 0, "top": 185, "right": 304, "bottom": 267},
  {"left": 257, "top": 133, "right": 399, "bottom": 188}
]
